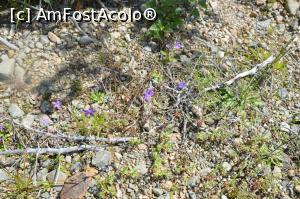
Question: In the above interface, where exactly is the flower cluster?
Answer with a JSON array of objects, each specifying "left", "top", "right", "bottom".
[{"left": 166, "top": 41, "right": 183, "bottom": 50}]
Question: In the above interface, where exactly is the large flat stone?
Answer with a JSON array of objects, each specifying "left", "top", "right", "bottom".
[{"left": 0, "top": 55, "right": 15, "bottom": 81}]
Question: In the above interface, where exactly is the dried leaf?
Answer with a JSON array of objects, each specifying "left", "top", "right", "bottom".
[{"left": 60, "top": 171, "right": 94, "bottom": 199}]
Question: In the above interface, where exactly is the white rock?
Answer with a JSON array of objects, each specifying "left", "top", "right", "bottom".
[
  {"left": 287, "top": 0, "right": 300, "bottom": 15},
  {"left": 0, "top": 169, "right": 10, "bottom": 182},
  {"left": 8, "top": 103, "right": 24, "bottom": 118},
  {"left": 222, "top": 162, "right": 232, "bottom": 172},
  {"left": 21, "top": 114, "right": 35, "bottom": 128},
  {"left": 0, "top": 56, "right": 15, "bottom": 80}
]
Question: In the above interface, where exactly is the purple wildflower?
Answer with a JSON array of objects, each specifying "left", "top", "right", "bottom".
[
  {"left": 174, "top": 41, "right": 183, "bottom": 49},
  {"left": 84, "top": 107, "right": 96, "bottom": 117},
  {"left": 52, "top": 100, "right": 62, "bottom": 110},
  {"left": 0, "top": 123, "right": 4, "bottom": 131},
  {"left": 177, "top": 81, "right": 187, "bottom": 90},
  {"left": 40, "top": 118, "right": 50, "bottom": 127},
  {"left": 144, "top": 88, "right": 154, "bottom": 102},
  {"left": 166, "top": 43, "right": 171, "bottom": 50}
]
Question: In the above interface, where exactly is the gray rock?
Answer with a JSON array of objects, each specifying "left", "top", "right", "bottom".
[
  {"left": 280, "top": 122, "right": 290, "bottom": 133},
  {"left": 135, "top": 163, "right": 148, "bottom": 175},
  {"left": 153, "top": 188, "right": 164, "bottom": 196},
  {"left": 257, "top": 19, "right": 271, "bottom": 30},
  {"left": 36, "top": 42, "right": 43, "bottom": 49},
  {"left": 279, "top": 88, "right": 288, "bottom": 99},
  {"left": 143, "top": 46, "right": 152, "bottom": 52},
  {"left": 40, "top": 101, "right": 52, "bottom": 113},
  {"left": 48, "top": 32, "right": 61, "bottom": 44},
  {"left": 78, "top": 36, "right": 94, "bottom": 45},
  {"left": 217, "top": 51, "right": 225, "bottom": 58},
  {"left": 286, "top": 0, "right": 300, "bottom": 15},
  {"left": 92, "top": 150, "right": 112, "bottom": 169},
  {"left": 199, "top": 167, "right": 211, "bottom": 176},
  {"left": 37, "top": 168, "right": 48, "bottom": 181},
  {"left": 40, "top": 192, "right": 50, "bottom": 199},
  {"left": 188, "top": 191, "right": 197, "bottom": 199},
  {"left": 0, "top": 55, "right": 15, "bottom": 80},
  {"left": 21, "top": 114, "right": 35, "bottom": 128},
  {"left": 14, "top": 66, "right": 25, "bottom": 83},
  {"left": 46, "top": 169, "right": 68, "bottom": 184},
  {"left": 40, "top": 35, "right": 50, "bottom": 44},
  {"left": 110, "top": 32, "right": 121, "bottom": 39},
  {"left": 180, "top": 55, "right": 191, "bottom": 63},
  {"left": 71, "top": 162, "right": 82, "bottom": 172},
  {"left": 222, "top": 162, "right": 232, "bottom": 172},
  {"left": 8, "top": 103, "right": 24, "bottom": 118},
  {"left": 187, "top": 176, "right": 199, "bottom": 188},
  {"left": 0, "top": 169, "right": 10, "bottom": 182}
]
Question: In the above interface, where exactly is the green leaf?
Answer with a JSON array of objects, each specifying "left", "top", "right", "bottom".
[
  {"left": 199, "top": 0, "right": 207, "bottom": 8},
  {"left": 191, "top": 8, "right": 200, "bottom": 17},
  {"left": 44, "top": 0, "right": 52, "bottom": 5}
]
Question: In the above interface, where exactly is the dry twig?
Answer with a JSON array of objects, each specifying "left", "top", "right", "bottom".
[{"left": 0, "top": 36, "right": 19, "bottom": 51}]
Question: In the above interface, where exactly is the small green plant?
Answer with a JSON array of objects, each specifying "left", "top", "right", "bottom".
[
  {"left": 151, "top": 131, "right": 172, "bottom": 178},
  {"left": 97, "top": 172, "right": 117, "bottom": 198},
  {"left": 75, "top": 113, "right": 108, "bottom": 136},
  {"left": 90, "top": 91, "right": 106, "bottom": 104},
  {"left": 120, "top": 166, "right": 139, "bottom": 179},
  {"left": 144, "top": 0, "right": 207, "bottom": 40}
]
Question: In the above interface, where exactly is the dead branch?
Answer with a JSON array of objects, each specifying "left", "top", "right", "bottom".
[
  {"left": 12, "top": 120, "right": 134, "bottom": 144},
  {"left": 205, "top": 35, "right": 299, "bottom": 92},
  {"left": 205, "top": 55, "right": 276, "bottom": 91},
  {"left": 0, "top": 36, "right": 19, "bottom": 51},
  {"left": 0, "top": 145, "right": 102, "bottom": 155}
]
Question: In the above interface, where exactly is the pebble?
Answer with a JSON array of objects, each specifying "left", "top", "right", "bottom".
[
  {"left": 46, "top": 169, "right": 68, "bottom": 185},
  {"left": 78, "top": 35, "right": 94, "bottom": 45},
  {"left": 222, "top": 162, "right": 232, "bottom": 172},
  {"left": 91, "top": 150, "right": 112, "bottom": 169},
  {"left": 8, "top": 103, "right": 24, "bottom": 118},
  {"left": 111, "top": 32, "right": 121, "bottom": 39},
  {"left": 279, "top": 88, "right": 288, "bottom": 99},
  {"left": 295, "top": 185, "right": 300, "bottom": 193},
  {"left": 21, "top": 114, "right": 35, "bottom": 128},
  {"left": 36, "top": 42, "right": 43, "bottom": 49},
  {"left": 257, "top": 19, "right": 271, "bottom": 30},
  {"left": 286, "top": 0, "right": 300, "bottom": 15},
  {"left": 153, "top": 188, "right": 164, "bottom": 196},
  {"left": 0, "top": 55, "right": 15, "bottom": 80},
  {"left": 135, "top": 163, "right": 148, "bottom": 175},
  {"left": 48, "top": 32, "right": 61, "bottom": 44},
  {"left": 0, "top": 169, "right": 9, "bottom": 182}
]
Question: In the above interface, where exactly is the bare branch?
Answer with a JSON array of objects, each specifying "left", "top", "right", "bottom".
[
  {"left": 205, "top": 55, "right": 276, "bottom": 91},
  {"left": 0, "top": 145, "right": 102, "bottom": 155},
  {"left": 12, "top": 120, "right": 135, "bottom": 144},
  {"left": 0, "top": 36, "right": 19, "bottom": 51}
]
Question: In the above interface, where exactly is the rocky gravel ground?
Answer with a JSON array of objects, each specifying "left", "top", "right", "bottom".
[{"left": 0, "top": 0, "right": 300, "bottom": 198}]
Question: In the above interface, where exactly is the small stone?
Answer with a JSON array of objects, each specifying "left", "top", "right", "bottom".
[
  {"left": 40, "top": 101, "right": 52, "bottom": 114},
  {"left": 162, "top": 181, "right": 173, "bottom": 190},
  {"left": 279, "top": 88, "right": 288, "bottom": 99},
  {"left": 36, "top": 42, "right": 43, "bottom": 49},
  {"left": 78, "top": 36, "right": 94, "bottom": 45},
  {"left": 21, "top": 114, "right": 35, "bottom": 128},
  {"left": 187, "top": 176, "right": 199, "bottom": 188},
  {"left": 295, "top": 185, "right": 300, "bottom": 193},
  {"left": 188, "top": 191, "right": 197, "bottom": 199},
  {"left": 153, "top": 188, "right": 164, "bottom": 196},
  {"left": 199, "top": 167, "right": 211, "bottom": 176},
  {"left": 256, "top": 0, "right": 266, "bottom": 6},
  {"left": 46, "top": 169, "right": 68, "bottom": 185},
  {"left": 143, "top": 46, "right": 152, "bottom": 52},
  {"left": 286, "top": 0, "right": 300, "bottom": 15},
  {"left": 217, "top": 51, "right": 225, "bottom": 58},
  {"left": 48, "top": 32, "right": 61, "bottom": 44},
  {"left": 37, "top": 168, "right": 48, "bottom": 181},
  {"left": 110, "top": 32, "right": 121, "bottom": 39},
  {"left": 288, "top": 169, "right": 295, "bottom": 177},
  {"left": 222, "top": 162, "right": 232, "bottom": 172},
  {"left": 221, "top": 195, "right": 228, "bottom": 199},
  {"left": 0, "top": 169, "right": 10, "bottom": 182},
  {"left": 0, "top": 56, "right": 15, "bottom": 80},
  {"left": 257, "top": 19, "right": 271, "bottom": 30},
  {"left": 40, "top": 35, "right": 50, "bottom": 44},
  {"left": 71, "top": 100, "right": 85, "bottom": 109},
  {"left": 92, "top": 150, "right": 112, "bottom": 169},
  {"left": 14, "top": 66, "right": 25, "bottom": 83},
  {"left": 135, "top": 163, "right": 148, "bottom": 175},
  {"left": 180, "top": 55, "right": 191, "bottom": 63},
  {"left": 40, "top": 192, "right": 50, "bottom": 199},
  {"left": 273, "top": 166, "right": 282, "bottom": 178},
  {"left": 8, "top": 103, "right": 24, "bottom": 118},
  {"left": 65, "top": 156, "right": 72, "bottom": 163},
  {"left": 280, "top": 122, "right": 290, "bottom": 133}
]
